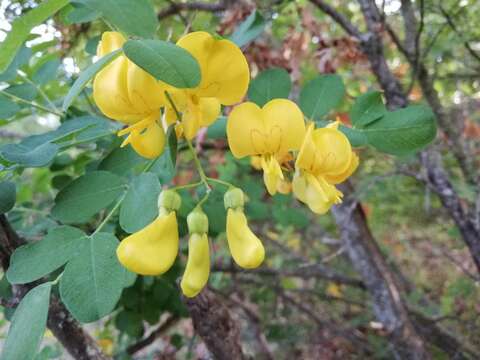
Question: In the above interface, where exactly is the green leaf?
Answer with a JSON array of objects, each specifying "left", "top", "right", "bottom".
[
  {"left": 0, "top": 46, "right": 31, "bottom": 82},
  {"left": 350, "top": 91, "right": 387, "bottom": 128},
  {"left": 52, "top": 171, "right": 127, "bottom": 224},
  {"left": 7, "top": 226, "right": 87, "bottom": 284},
  {"left": 0, "top": 282, "right": 52, "bottom": 360},
  {"left": 149, "top": 126, "right": 177, "bottom": 184},
  {"left": 85, "top": 35, "right": 101, "bottom": 56},
  {"left": 120, "top": 173, "right": 160, "bottom": 233},
  {"left": 123, "top": 40, "right": 201, "bottom": 88},
  {"left": 299, "top": 75, "right": 345, "bottom": 119},
  {"left": 62, "top": 3, "right": 101, "bottom": 24},
  {"left": 230, "top": 10, "right": 266, "bottom": 47},
  {"left": 99, "top": 146, "right": 147, "bottom": 175},
  {"left": 0, "top": 95, "right": 21, "bottom": 120},
  {"left": 364, "top": 105, "right": 437, "bottom": 155},
  {"left": 207, "top": 116, "right": 227, "bottom": 139},
  {"left": 248, "top": 68, "right": 291, "bottom": 107},
  {"left": 339, "top": 125, "right": 368, "bottom": 147},
  {"left": 80, "top": 0, "right": 157, "bottom": 38},
  {"left": 0, "top": 181, "right": 16, "bottom": 214},
  {"left": 0, "top": 0, "right": 69, "bottom": 73},
  {"left": 0, "top": 142, "right": 59, "bottom": 168},
  {"left": 4, "top": 84, "right": 38, "bottom": 101},
  {"left": 59, "top": 233, "right": 129, "bottom": 323},
  {"left": 62, "top": 49, "right": 122, "bottom": 111},
  {"left": 32, "top": 59, "right": 61, "bottom": 85}
]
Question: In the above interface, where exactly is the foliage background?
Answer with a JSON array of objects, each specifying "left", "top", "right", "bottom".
[{"left": 0, "top": 0, "right": 479, "bottom": 359}]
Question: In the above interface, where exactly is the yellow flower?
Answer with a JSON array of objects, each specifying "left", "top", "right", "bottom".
[
  {"left": 93, "top": 32, "right": 167, "bottom": 159},
  {"left": 224, "top": 188, "right": 265, "bottom": 268},
  {"left": 165, "top": 31, "right": 250, "bottom": 140},
  {"left": 227, "top": 99, "right": 305, "bottom": 195},
  {"left": 116, "top": 190, "right": 180, "bottom": 275},
  {"left": 293, "top": 122, "right": 358, "bottom": 214},
  {"left": 181, "top": 209, "right": 210, "bottom": 298},
  {"left": 181, "top": 233, "right": 210, "bottom": 298}
]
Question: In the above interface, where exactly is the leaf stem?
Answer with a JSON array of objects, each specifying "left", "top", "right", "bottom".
[
  {"left": 17, "top": 70, "right": 61, "bottom": 114},
  {"left": 0, "top": 89, "right": 63, "bottom": 117},
  {"left": 93, "top": 193, "right": 126, "bottom": 235},
  {"left": 207, "top": 177, "right": 235, "bottom": 188}
]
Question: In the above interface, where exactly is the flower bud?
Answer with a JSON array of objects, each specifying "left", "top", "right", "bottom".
[
  {"left": 226, "top": 208, "right": 265, "bottom": 269},
  {"left": 158, "top": 190, "right": 181, "bottom": 212},
  {"left": 180, "top": 233, "right": 210, "bottom": 298},
  {"left": 187, "top": 208, "right": 209, "bottom": 235},
  {"left": 224, "top": 187, "right": 244, "bottom": 210},
  {"left": 116, "top": 211, "right": 179, "bottom": 275}
]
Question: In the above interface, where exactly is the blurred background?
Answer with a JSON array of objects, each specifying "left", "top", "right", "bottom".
[{"left": 0, "top": 0, "right": 479, "bottom": 359}]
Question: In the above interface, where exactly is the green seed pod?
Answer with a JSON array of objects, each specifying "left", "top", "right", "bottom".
[
  {"left": 158, "top": 190, "right": 181, "bottom": 212},
  {"left": 187, "top": 208, "right": 209, "bottom": 235},
  {"left": 224, "top": 187, "right": 244, "bottom": 210}
]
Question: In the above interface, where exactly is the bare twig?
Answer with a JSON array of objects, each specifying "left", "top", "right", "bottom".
[{"left": 127, "top": 314, "right": 180, "bottom": 355}]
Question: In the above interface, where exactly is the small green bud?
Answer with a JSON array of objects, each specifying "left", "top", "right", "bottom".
[
  {"left": 224, "top": 188, "right": 244, "bottom": 210},
  {"left": 187, "top": 208, "right": 209, "bottom": 234},
  {"left": 158, "top": 190, "right": 181, "bottom": 211}
]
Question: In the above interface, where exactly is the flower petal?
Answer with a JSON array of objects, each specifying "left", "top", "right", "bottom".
[
  {"left": 128, "top": 113, "right": 166, "bottom": 159},
  {"left": 199, "top": 97, "right": 221, "bottom": 127},
  {"left": 116, "top": 212, "right": 179, "bottom": 275},
  {"left": 227, "top": 102, "right": 263, "bottom": 158},
  {"left": 180, "top": 233, "right": 210, "bottom": 298},
  {"left": 262, "top": 99, "right": 306, "bottom": 155},
  {"left": 324, "top": 152, "right": 359, "bottom": 184},
  {"left": 226, "top": 208, "right": 265, "bottom": 269},
  {"left": 177, "top": 31, "right": 250, "bottom": 105}
]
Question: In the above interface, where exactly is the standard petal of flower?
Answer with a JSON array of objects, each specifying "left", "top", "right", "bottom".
[
  {"left": 296, "top": 122, "right": 317, "bottom": 172},
  {"left": 312, "top": 127, "right": 352, "bottom": 176},
  {"left": 262, "top": 99, "right": 306, "bottom": 155},
  {"left": 227, "top": 102, "right": 264, "bottom": 158},
  {"left": 127, "top": 61, "right": 167, "bottom": 112},
  {"left": 129, "top": 116, "right": 166, "bottom": 159},
  {"left": 116, "top": 212, "right": 179, "bottom": 275},
  {"left": 324, "top": 152, "right": 359, "bottom": 184},
  {"left": 94, "top": 32, "right": 143, "bottom": 124},
  {"left": 199, "top": 97, "right": 221, "bottom": 127},
  {"left": 226, "top": 208, "right": 265, "bottom": 269},
  {"left": 180, "top": 233, "right": 210, "bottom": 298},
  {"left": 177, "top": 31, "right": 250, "bottom": 105},
  {"left": 97, "top": 31, "right": 125, "bottom": 56}
]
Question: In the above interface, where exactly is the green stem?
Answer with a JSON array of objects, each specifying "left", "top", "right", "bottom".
[
  {"left": 92, "top": 193, "right": 126, "bottom": 235},
  {"left": 164, "top": 90, "right": 211, "bottom": 193},
  {"left": 0, "top": 89, "right": 63, "bottom": 117},
  {"left": 171, "top": 181, "right": 203, "bottom": 191},
  {"left": 207, "top": 177, "right": 235, "bottom": 188},
  {"left": 18, "top": 70, "right": 60, "bottom": 113}
]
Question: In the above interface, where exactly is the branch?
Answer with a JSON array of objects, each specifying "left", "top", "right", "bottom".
[
  {"left": 439, "top": 5, "right": 480, "bottom": 64},
  {"left": 127, "top": 314, "right": 179, "bottom": 355},
  {"left": 183, "top": 288, "right": 244, "bottom": 360},
  {"left": 0, "top": 215, "right": 110, "bottom": 360},
  {"left": 308, "top": 0, "right": 362, "bottom": 38},
  {"left": 158, "top": 1, "right": 227, "bottom": 20},
  {"left": 211, "top": 262, "right": 365, "bottom": 289}
]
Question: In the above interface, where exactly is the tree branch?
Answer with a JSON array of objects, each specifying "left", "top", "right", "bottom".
[
  {"left": 183, "top": 288, "right": 244, "bottom": 360},
  {"left": 158, "top": 1, "right": 227, "bottom": 20},
  {"left": 0, "top": 215, "right": 110, "bottom": 360}
]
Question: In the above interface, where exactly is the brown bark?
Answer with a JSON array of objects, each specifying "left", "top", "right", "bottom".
[
  {"left": 0, "top": 215, "right": 110, "bottom": 360},
  {"left": 184, "top": 288, "right": 244, "bottom": 360}
]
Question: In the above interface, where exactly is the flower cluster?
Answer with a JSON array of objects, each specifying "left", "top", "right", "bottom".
[
  {"left": 117, "top": 188, "right": 264, "bottom": 297},
  {"left": 93, "top": 31, "right": 249, "bottom": 158},
  {"left": 227, "top": 101, "right": 358, "bottom": 214},
  {"left": 93, "top": 30, "right": 358, "bottom": 297}
]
